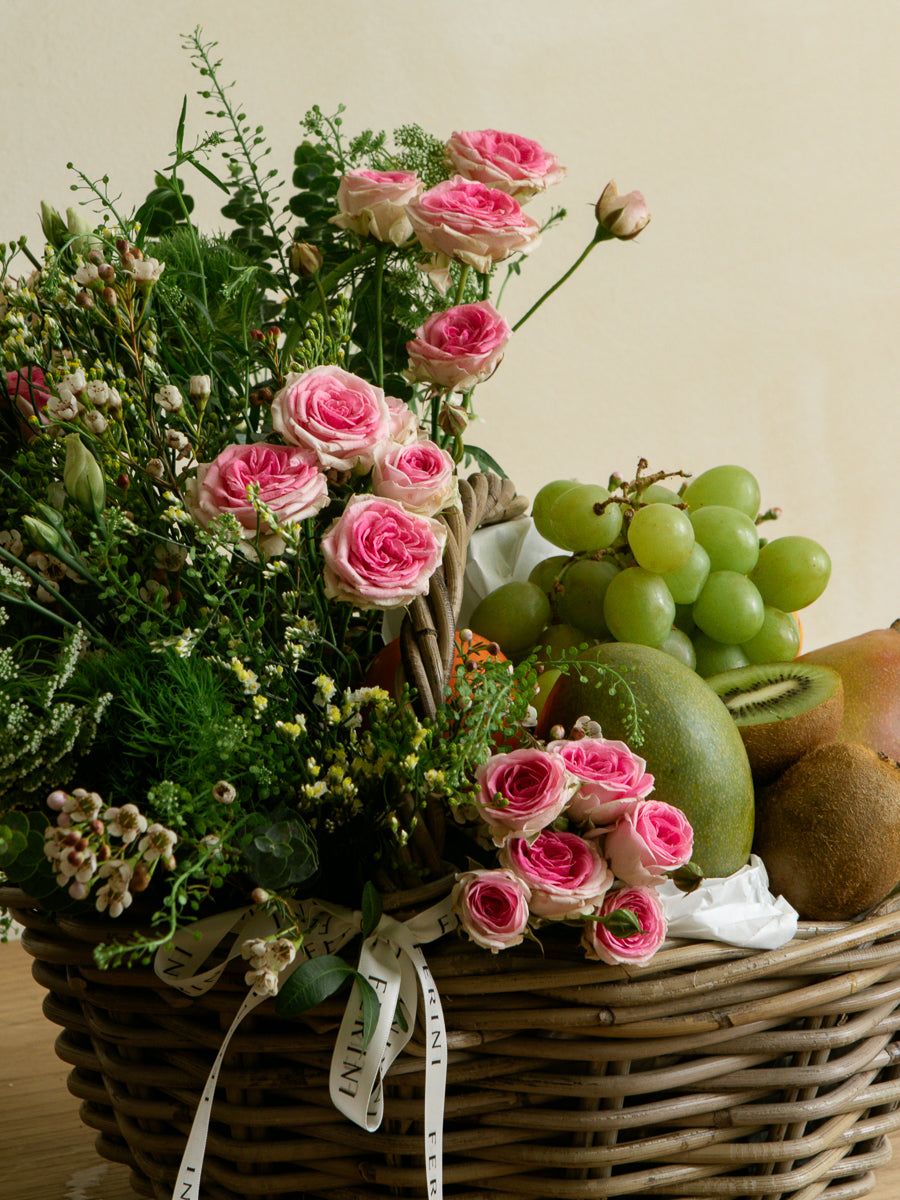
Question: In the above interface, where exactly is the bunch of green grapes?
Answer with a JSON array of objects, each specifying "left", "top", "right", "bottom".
[{"left": 469, "top": 465, "right": 831, "bottom": 675}]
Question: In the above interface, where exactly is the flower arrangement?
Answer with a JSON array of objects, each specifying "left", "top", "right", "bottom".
[{"left": 0, "top": 29, "right": 675, "bottom": 1015}]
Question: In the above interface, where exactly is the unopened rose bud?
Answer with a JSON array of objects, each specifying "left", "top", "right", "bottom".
[
  {"left": 595, "top": 181, "right": 650, "bottom": 241},
  {"left": 40, "top": 202, "right": 68, "bottom": 249},
  {"left": 22, "top": 515, "right": 63, "bottom": 555},
  {"left": 63, "top": 432, "right": 106, "bottom": 521},
  {"left": 290, "top": 241, "right": 323, "bottom": 276},
  {"left": 438, "top": 400, "right": 468, "bottom": 438}
]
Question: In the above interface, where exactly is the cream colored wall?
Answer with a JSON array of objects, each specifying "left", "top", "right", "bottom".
[{"left": 3, "top": 0, "right": 899, "bottom": 653}]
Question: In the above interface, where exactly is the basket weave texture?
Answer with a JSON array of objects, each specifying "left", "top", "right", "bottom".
[{"left": 7, "top": 884, "right": 900, "bottom": 1200}]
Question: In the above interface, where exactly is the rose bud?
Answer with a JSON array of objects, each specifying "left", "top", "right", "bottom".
[
  {"left": 594, "top": 181, "right": 650, "bottom": 241},
  {"left": 290, "top": 241, "right": 324, "bottom": 276}
]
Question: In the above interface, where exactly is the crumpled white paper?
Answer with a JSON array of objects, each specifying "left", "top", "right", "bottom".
[{"left": 657, "top": 854, "right": 798, "bottom": 950}]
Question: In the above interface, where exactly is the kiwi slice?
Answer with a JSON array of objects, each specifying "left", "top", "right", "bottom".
[{"left": 705, "top": 662, "right": 844, "bottom": 784}]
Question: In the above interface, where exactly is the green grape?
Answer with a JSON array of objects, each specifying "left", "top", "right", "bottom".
[
  {"left": 532, "top": 479, "right": 579, "bottom": 543},
  {"left": 750, "top": 536, "right": 831, "bottom": 612},
  {"left": 692, "top": 571, "right": 765, "bottom": 644},
  {"left": 741, "top": 606, "right": 801, "bottom": 664},
  {"left": 470, "top": 581, "right": 551, "bottom": 659},
  {"left": 661, "top": 542, "right": 710, "bottom": 604},
  {"left": 528, "top": 554, "right": 573, "bottom": 598},
  {"left": 548, "top": 483, "right": 623, "bottom": 552},
  {"left": 689, "top": 505, "right": 759, "bottom": 573},
  {"left": 536, "top": 622, "right": 593, "bottom": 658},
  {"left": 627, "top": 503, "right": 695, "bottom": 573},
  {"left": 658, "top": 626, "right": 697, "bottom": 670},
  {"left": 637, "top": 482, "right": 682, "bottom": 505},
  {"left": 556, "top": 558, "right": 619, "bottom": 638},
  {"left": 603, "top": 566, "right": 675, "bottom": 647},
  {"left": 692, "top": 633, "right": 751, "bottom": 677},
  {"left": 683, "top": 464, "right": 761, "bottom": 519}
]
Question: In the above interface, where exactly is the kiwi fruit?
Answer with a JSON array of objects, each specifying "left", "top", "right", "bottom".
[
  {"left": 705, "top": 662, "right": 844, "bottom": 783},
  {"left": 754, "top": 741, "right": 900, "bottom": 919}
]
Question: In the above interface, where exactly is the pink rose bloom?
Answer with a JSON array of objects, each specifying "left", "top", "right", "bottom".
[
  {"left": 372, "top": 439, "right": 457, "bottom": 517},
  {"left": 548, "top": 737, "right": 654, "bottom": 826},
  {"left": 330, "top": 169, "right": 423, "bottom": 245},
  {"left": 407, "top": 177, "right": 542, "bottom": 277},
  {"left": 4, "top": 366, "right": 51, "bottom": 437},
  {"left": 406, "top": 301, "right": 511, "bottom": 393},
  {"left": 321, "top": 493, "right": 446, "bottom": 609},
  {"left": 188, "top": 442, "right": 329, "bottom": 552},
  {"left": 452, "top": 868, "right": 531, "bottom": 952},
  {"left": 595, "top": 181, "right": 651, "bottom": 241},
  {"left": 499, "top": 829, "right": 613, "bottom": 919},
  {"left": 582, "top": 886, "right": 667, "bottom": 966},
  {"left": 385, "top": 395, "right": 419, "bottom": 445},
  {"left": 445, "top": 129, "right": 565, "bottom": 200},
  {"left": 604, "top": 799, "right": 694, "bottom": 886},
  {"left": 475, "top": 747, "right": 577, "bottom": 846},
  {"left": 271, "top": 365, "right": 391, "bottom": 471}
]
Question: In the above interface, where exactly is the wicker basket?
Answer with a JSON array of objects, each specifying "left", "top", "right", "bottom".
[{"left": 7, "top": 882, "right": 900, "bottom": 1200}]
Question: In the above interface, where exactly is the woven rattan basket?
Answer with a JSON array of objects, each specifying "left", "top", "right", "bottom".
[{"left": 7, "top": 882, "right": 900, "bottom": 1200}]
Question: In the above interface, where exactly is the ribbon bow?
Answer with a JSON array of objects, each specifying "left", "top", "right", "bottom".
[{"left": 154, "top": 893, "right": 458, "bottom": 1200}]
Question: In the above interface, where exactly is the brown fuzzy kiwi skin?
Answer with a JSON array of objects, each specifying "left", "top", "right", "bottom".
[
  {"left": 739, "top": 677, "right": 844, "bottom": 785},
  {"left": 754, "top": 741, "right": 900, "bottom": 920}
]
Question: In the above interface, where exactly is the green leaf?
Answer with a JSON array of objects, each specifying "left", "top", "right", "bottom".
[
  {"left": 361, "top": 881, "right": 382, "bottom": 938},
  {"left": 275, "top": 955, "right": 380, "bottom": 1048},
  {"left": 462, "top": 444, "right": 508, "bottom": 477}
]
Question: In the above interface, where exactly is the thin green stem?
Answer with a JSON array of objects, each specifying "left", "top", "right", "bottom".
[
  {"left": 454, "top": 265, "right": 471, "bottom": 306},
  {"left": 372, "top": 243, "right": 389, "bottom": 390},
  {"left": 512, "top": 231, "right": 604, "bottom": 333}
]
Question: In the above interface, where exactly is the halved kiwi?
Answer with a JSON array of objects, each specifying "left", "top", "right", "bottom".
[{"left": 705, "top": 661, "right": 844, "bottom": 784}]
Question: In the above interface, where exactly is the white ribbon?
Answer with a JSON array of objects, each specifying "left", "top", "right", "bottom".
[{"left": 154, "top": 894, "right": 457, "bottom": 1200}]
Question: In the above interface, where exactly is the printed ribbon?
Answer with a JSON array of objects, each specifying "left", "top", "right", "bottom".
[{"left": 154, "top": 893, "right": 458, "bottom": 1200}]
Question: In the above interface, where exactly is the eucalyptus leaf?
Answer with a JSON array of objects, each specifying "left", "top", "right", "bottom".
[{"left": 275, "top": 955, "right": 380, "bottom": 1048}]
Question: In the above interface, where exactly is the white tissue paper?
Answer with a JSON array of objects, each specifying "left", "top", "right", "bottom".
[{"left": 657, "top": 854, "right": 798, "bottom": 950}]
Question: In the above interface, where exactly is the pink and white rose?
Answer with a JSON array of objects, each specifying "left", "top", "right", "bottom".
[
  {"left": 321, "top": 493, "right": 446, "bottom": 609},
  {"left": 188, "top": 442, "right": 328, "bottom": 552},
  {"left": 499, "top": 829, "right": 613, "bottom": 918},
  {"left": 330, "top": 169, "right": 423, "bottom": 245},
  {"left": 407, "top": 177, "right": 542, "bottom": 278},
  {"left": 452, "top": 867, "right": 531, "bottom": 952},
  {"left": 604, "top": 799, "right": 694, "bottom": 886},
  {"left": 406, "top": 301, "right": 511, "bottom": 393},
  {"left": 385, "top": 395, "right": 419, "bottom": 445},
  {"left": 595, "top": 181, "right": 651, "bottom": 241},
  {"left": 372, "top": 439, "right": 458, "bottom": 517},
  {"left": 548, "top": 736, "right": 654, "bottom": 825},
  {"left": 582, "top": 885, "right": 667, "bottom": 966},
  {"left": 271, "top": 365, "right": 391, "bottom": 471},
  {"left": 475, "top": 747, "right": 577, "bottom": 845},
  {"left": 445, "top": 129, "right": 565, "bottom": 200}
]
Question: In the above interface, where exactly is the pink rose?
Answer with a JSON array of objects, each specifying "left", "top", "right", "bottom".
[
  {"left": 452, "top": 868, "right": 531, "bottom": 952},
  {"left": 475, "top": 747, "right": 577, "bottom": 845},
  {"left": 385, "top": 395, "right": 419, "bottom": 445},
  {"left": 445, "top": 130, "right": 565, "bottom": 200},
  {"left": 499, "top": 830, "right": 613, "bottom": 919},
  {"left": 321, "top": 493, "right": 446, "bottom": 609},
  {"left": 604, "top": 799, "right": 694, "bottom": 886},
  {"left": 188, "top": 442, "right": 329, "bottom": 552},
  {"left": 548, "top": 737, "right": 654, "bottom": 825},
  {"left": 582, "top": 885, "right": 667, "bottom": 966},
  {"left": 271, "top": 366, "right": 391, "bottom": 470},
  {"left": 372, "top": 439, "right": 457, "bottom": 517},
  {"left": 4, "top": 366, "right": 51, "bottom": 437},
  {"left": 407, "top": 177, "right": 542, "bottom": 277},
  {"left": 406, "top": 302, "right": 511, "bottom": 393},
  {"left": 595, "top": 181, "right": 651, "bottom": 241},
  {"left": 329, "top": 169, "right": 423, "bottom": 245}
]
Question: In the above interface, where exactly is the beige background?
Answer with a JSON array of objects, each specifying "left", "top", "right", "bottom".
[{"left": 3, "top": 0, "right": 899, "bottom": 653}]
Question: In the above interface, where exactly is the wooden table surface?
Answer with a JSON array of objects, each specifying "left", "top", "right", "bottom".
[{"left": 4, "top": 938, "right": 900, "bottom": 1200}]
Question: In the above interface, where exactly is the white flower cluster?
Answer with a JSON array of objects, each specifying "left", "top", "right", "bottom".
[
  {"left": 42, "top": 789, "right": 178, "bottom": 915},
  {"left": 241, "top": 935, "right": 298, "bottom": 997}
]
